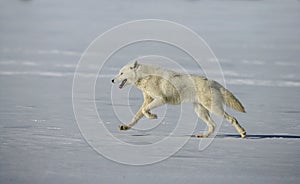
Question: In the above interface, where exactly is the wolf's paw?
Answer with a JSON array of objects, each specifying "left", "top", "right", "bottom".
[
  {"left": 195, "top": 134, "right": 209, "bottom": 138},
  {"left": 119, "top": 125, "right": 130, "bottom": 131},
  {"left": 240, "top": 131, "right": 246, "bottom": 139},
  {"left": 195, "top": 134, "right": 203, "bottom": 138},
  {"left": 144, "top": 112, "right": 158, "bottom": 119},
  {"left": 149, "top": 113, "right": 158, "bottom": 119}
]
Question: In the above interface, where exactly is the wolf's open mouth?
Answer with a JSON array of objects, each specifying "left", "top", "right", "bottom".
[{"left": 119, "top": 79, "right": 127, "bottom": 89}]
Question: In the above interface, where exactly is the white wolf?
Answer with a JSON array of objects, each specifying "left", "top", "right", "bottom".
[{"left": 112, "top": 61, "right": 246, "bottom": 138}]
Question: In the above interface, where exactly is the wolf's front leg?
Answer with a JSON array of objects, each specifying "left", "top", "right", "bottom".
[
  {"left": 143, "top": 111, "right": 158, "bottom": 119},
  {"left": 119, "top": 108, "right": 144, "bottom": 130},
  {"left": 119, "top": 93, "right": 154, "bottom": 130},
  {"left": 142, "top": 98, "right": 165, "bottom": 119}
]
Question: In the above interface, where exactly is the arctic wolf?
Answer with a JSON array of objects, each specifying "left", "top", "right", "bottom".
[{"left": 112, "top": 61, "right": 246, "bottom": 138}]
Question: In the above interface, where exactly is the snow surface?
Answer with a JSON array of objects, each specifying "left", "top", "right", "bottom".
[{"left": 0, "top": 0, "right": 300, "bottom": 183}]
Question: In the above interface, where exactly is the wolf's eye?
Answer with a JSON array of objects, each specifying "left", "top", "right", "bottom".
[{"left": 120, "top": 72, "right": 123, "bottom": 75}]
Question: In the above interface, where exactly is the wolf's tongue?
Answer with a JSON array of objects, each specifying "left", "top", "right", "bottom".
[{"left": 119, "top": 79, "right": 127, "bottom": 89}]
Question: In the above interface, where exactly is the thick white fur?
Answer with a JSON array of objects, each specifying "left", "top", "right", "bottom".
[{"left": 112, "top": 61, "right": 246, "bottom": 138}]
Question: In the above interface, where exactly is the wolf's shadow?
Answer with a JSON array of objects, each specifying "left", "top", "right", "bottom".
[{"left": 216, "top": 134, "right": 300, "bottom": 139}]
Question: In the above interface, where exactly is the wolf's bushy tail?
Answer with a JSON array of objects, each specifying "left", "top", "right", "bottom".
[{"left": 220, "top": 87, "right": 246, "bottom": 113}]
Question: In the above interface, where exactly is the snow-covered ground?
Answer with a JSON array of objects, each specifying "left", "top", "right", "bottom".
[{"left": 0, "top": 0, "right": 299, "bottom": 183}]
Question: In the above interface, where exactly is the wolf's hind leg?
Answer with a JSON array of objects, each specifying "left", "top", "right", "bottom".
[
  {"left": 224, "top": 112, "right": 246, "bottom": 138},
  {"left": 193, "top": 103, "right": 216, "bottom": 138},
  {"left": 207, "top": 93, "right": 246, "bottom": 138}
]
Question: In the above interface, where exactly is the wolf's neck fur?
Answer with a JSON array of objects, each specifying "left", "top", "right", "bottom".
[{"left": 138, "top": 64, "right": 177, "bottom": 76}]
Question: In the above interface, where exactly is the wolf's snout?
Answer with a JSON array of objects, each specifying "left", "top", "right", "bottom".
[{"left": 112, "top": 79, "right": 115, "bottom": 83}]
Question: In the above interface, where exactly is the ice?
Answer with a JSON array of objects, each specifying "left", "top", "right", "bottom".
[{"left": 0, "top": 0, "right": 300, "bottom": 183}]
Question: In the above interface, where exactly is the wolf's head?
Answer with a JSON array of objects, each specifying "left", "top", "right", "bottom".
[{"left": 112, "top": 61, "right": 140, "bottom": 89}]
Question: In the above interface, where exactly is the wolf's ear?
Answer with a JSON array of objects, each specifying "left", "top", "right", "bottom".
[{"left": 130, "top": 61, "right": 138, "bottom": 70}]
